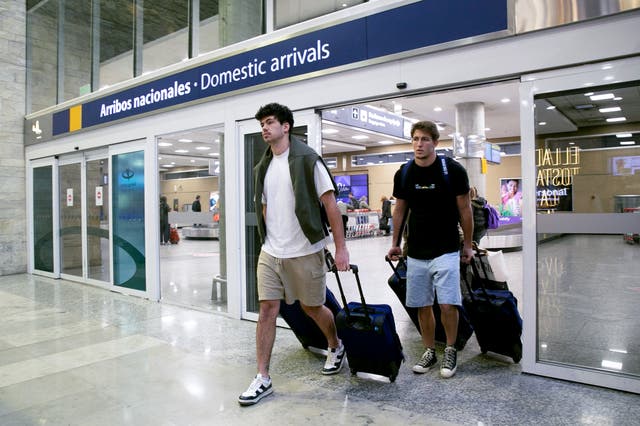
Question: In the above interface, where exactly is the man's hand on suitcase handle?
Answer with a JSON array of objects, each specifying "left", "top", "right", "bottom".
[
  {"left": 387, "top": 246, "right": 402, "bottom": 261},
  {"left": 324, "top": 248, "right": 354, "bottom": 272}
]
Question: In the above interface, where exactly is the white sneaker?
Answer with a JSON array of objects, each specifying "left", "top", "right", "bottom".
[
  {"left": 322, "top": 342, "right": 345, "bottom": 375},
  {"left": 238, "top": 374, "right": 273, "bottom": 406}
]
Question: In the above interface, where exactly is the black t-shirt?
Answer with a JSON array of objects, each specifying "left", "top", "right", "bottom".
[{"left": 393, "top": 157, "right": 469, "bottom": 259}]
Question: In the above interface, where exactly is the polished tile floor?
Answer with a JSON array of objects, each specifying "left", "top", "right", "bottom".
[{"left": 1, "top": 234, "right": 639, "bottom": 425}]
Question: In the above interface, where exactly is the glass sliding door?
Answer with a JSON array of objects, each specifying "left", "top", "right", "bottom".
[
  {"left": 86, "top": 156, "right": 110, "bottom": 283},
  {"left": 32, "top": 164, "right": 55, "bottom": 274},
  {"left": 59, "top": 160, "right": 83, "bottom": 279},
  {"left": 112, "top": 149, "right": 146, "bottom": 292},
  {"left": 521, "top": 57, "right": 640, "bottom": 394}
]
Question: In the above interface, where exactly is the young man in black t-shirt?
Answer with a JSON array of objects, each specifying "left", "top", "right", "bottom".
[{"left": 388, "top": 121, "right": 474, "bottom": 379}]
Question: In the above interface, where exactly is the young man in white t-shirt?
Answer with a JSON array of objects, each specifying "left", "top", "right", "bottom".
[{"left": 238, "top": 103, "right": 350, "bottom": 406}]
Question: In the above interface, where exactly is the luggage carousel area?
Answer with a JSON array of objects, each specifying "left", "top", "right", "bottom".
[{"left": 180, "top": 225, "right": 219, "bottom": 239}]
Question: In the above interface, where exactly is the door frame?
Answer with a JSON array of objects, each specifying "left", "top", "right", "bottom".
[{"left": 520, "top": 56, "right": 640, "bottom": 394}]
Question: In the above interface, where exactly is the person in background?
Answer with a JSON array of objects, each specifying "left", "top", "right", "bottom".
[
  {"left": 192, "top": 195, "right": 202, "bottom": 227},
  {"left": 469, "top": 187, "right": 488, "bottom": 243},
  {"left": 387, "top": 120, "right": 473, "bottom": 380},
  {"left": 238, "top": 102, "right": 350, "bottom": 406},
  {"left": 358, "top": 195, "right": 370, "bottom": 210},
  {"left": 347, "top": 192, "right": 360, "bottom": 210},
  {"left": 380, "top": 195, "right": 392, "bottom": 236},
  {"left": 160, "top": 196, "right": 170, "bottom": 245},
  {"left": 337, "top": 199, "right": 349, "bottom": 237}
]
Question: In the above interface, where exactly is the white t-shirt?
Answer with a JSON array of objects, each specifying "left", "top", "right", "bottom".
[{"left": 261, "top": 148, "right": 335, "bottom": 258}]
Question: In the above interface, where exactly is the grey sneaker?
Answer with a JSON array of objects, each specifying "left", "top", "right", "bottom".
[
  {"left": 412, "top": 348, "right": 437, "bottom": 374},
  {"left": 322, "top": 342, "right": 345, "bottom": 375},
  {"left": 440, "top": 346, "right": 458, "bottom": 378},
  {"left": 238, "top": 374, "right": 273, "bottom": 406}
]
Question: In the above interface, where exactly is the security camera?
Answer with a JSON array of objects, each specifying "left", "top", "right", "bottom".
[{"left": 396, "top": 82, "right": 407, "bottom": 90}]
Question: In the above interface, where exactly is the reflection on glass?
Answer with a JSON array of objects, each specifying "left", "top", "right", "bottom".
[
  {"left": 142, "top": 0, "right": 188, "bottom": 74},
  {"left": 535, "top": 79, "right": 640, "bottom": 379},
  {"left": 537, "top": 234, "right": 640, "bottom": 377},
  {"left": 26, "top": 0, "right": 58, "bottom": 112},
  {"left": 199, "top": 0, "right": 220, "bottom": 55},
  {"left": 99, "top": 0, "right": 134, "bottom": 89},
  {"left": 87, "top": 158, "right": 110, "bottom": 282},
  {"left": 33, "top": 166, "right": 54, "bottom": 272},
  {"left": 274, "top": 0, "right": 367, "bottom": 30},
  {"left": 62, "top": 0, "right": 92, "bottom": 101},
  {"left": 59, "top": 163, "right": 83, "bottom": 278}
]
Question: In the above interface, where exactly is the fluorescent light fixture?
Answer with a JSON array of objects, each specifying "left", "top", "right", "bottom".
[
  {"left": 599, "top": 107, "right": 621, "bottom": 113},
  {"left": 351, "top": 135, "right": 369, "bottom": 140},
  {"left": 322, "top": 128, "right": 339, "bottom": 134},
  {"left": 433, "top": 106, "right": 442, "bottom": 112},
  {"left": 601, "top": 360, "right": 623, "bottom": 370},
  {"left": 613, "top": 96, "right": 623, "bottom": 101},
  {"left": 606, "top": 117, "right": 626, "bottom": 122},
  {"left": 590, "top": 93, "right": 615, "bottom": 101},
  {"left": 616, "top": 133, "right": 632, "bottom": 138},
  {"left": 584, "top": 92, "right": 594, "bottom": 96},
  {"left": 178, "top": 138, "right": 192, "bottom": 143},
  {"left": 378, "top": 140, "right": 394, "bottom": 145},
  {"left": 485, "top": 127, "right": 491, "bottom": 131},
  {"left": 158, "top": 142, "right": 173, "bottom": 147},
  {"left": 195, "top": 146, "right": 211, "bottom": 150},
  {"left": 190, "top": 159, "right": 195, "bottom": 163},
  {"left": 162, "top": 164, "right": 175, "bottom": 168},
  {"left": 620, "top": 141, "right": 636, "bottom": 146},
  {"left": 546, "top": 105, "right": 556, "bottom": 110},
  {"left": 208, "top": 153, "right": 219, "bottom": 156},
  {"left": 609, "top": 348, "right": 628, "bottom": 354},
  {"left": 175, "top": 149, "right": 189, "bottom": 153},
  {"left": 540, "top": 343, "right": 548, "bottom": 349},
  {"left": 538, "top": 121, "right": 547, "bottom": 126},
  {"left": 501, "top": 98, "right": 511, "bottom": 103},
  {"left": 569, "top": 142, "right": 575, "bottom": 145}
]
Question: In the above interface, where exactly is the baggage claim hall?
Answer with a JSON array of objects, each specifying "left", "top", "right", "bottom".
[{"left": 1, "top": 1, "right": 639, "bottom": 424}]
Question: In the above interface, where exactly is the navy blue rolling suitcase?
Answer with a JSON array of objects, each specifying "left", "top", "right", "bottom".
[
  {"left": 280, "top": 288, "right": 341, "bottom": 352},
  {"left": 462, "top": 262, "right": 523, "bottom": 363},
  {"left": 327, "top": 253, "right": 404, "bottom": 382},
  {"left": 386, "top": 256, "right": 473, "bottom": 350}
]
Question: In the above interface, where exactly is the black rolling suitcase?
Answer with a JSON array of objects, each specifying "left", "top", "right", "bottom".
[
  {"left": 327, "top": 253, "right": 404, "bottom": 382},
  {"left": 462, "top": 262, "right": 523, "bottom": 363},
  {"left": 279, "top": 288, "right": 341, "bottom": 352},
  {"left": 386, "top": 256, "right": 473, "bottom": 350}
]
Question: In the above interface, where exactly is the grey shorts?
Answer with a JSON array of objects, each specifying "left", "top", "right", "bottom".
[
  {"left": 406, "top": 251, "right": 461, "bottom": 307},
  {"left": 257, "top": 250, "right": 327, "bottom": 306}
]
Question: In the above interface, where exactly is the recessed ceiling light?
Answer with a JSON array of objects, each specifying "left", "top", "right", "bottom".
[
  {"left": 352, "top": 135, "right": 369, "bottom": 140},
  {"left": 322, "top": 129, "right": 339, "bottom": 134},
  {"left": 599, "top": 107, "right": 621, "bottom": 113},
  {"left": 378, "top": 140, "right": 394, "bottom": 145},
  {"left": 190, "top": 159, "right": 195, "bottom": 163},
  {"left": 620, "top": 141, "right": 636, "bottom": 146},
  {"left": 584, "top": 92, "right": 594, "bottom": 96},
  {"left": 501, "top": 98, "right": 510, "bottom": 103},
  {"left": 162, "top": 164, "right": 174, "bottom": 168},
  {"left": 616, "top": 133, "right": 632, "bottom": 138},
  {"left": 433, "top": 107, "right": 442, "bottom": 112},
  {"left": 606, "top": 117, "right": 626, "bottom": 122},
  {"left": 601, "top": 360, "right": 623, "bottom": 370},
  {"left": 613, "top": 96, "right": 623, "bottom": 101},
  {"left": 546, "top": 105, "right": 556, "bottom": 110},
  {"left": 538, "top": 121, "right": 547, "bottom": 125},
  {"left": 195, "top": 146, "right": 211, "bottom": 150},
  {"left": 178, "top": 139, "right": 193, "bottom": 143},
  {"left": 590, "top": 93, "right": 615, "bottom": 101},
  {"left": 158, "top": 142, "right": 173, "bottom": 147},
  {"left": 175, "top": 149, "right": 189, "bottom": 153},
  {"left": 569, "top": 142, "right": 575, "bottom": 145},
  {"left": 485, "top": 127, "right": 491, "bottom": 131},
  {"left": 208, "top": 153, "right": 219, "bottom": 156}
]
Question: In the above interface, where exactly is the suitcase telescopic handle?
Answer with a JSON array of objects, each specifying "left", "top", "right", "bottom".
[{"left": 324, "top": 249, "right": 371, "bottom": 322}]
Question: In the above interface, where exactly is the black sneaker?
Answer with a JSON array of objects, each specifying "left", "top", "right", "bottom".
[
  {"left": 412, "top": 348, "right": 437, "bottom": 374},
  {"left": 322, "top": 342, "right": 345, "bottom": 375},
  {"left": 238, "top": 374, "right": 273, "bottom": 406},
  {"left": 440, "top": 346, "right": 457, "bottom": 378}
]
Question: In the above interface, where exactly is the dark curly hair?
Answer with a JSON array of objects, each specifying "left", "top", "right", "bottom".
[{"left": 255, "top": 103, "right": 294, "bottom": 128}]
